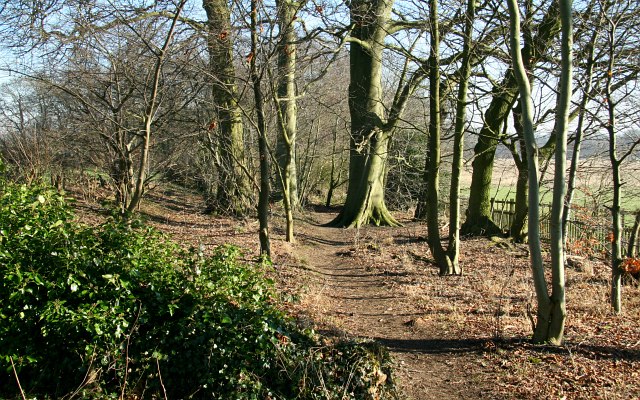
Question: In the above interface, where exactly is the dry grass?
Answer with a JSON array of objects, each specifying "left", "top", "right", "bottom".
[{"left": 333, "top": 214, "right": 640, "bottom": 399}]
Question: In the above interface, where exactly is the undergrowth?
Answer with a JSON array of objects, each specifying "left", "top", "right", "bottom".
[{"left": 0, "top": 181, "right": 399, "bottom": 399}]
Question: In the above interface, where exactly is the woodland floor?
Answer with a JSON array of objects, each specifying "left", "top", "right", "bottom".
[{"left": 73, "top": 186, "right": 640, "bottom": 399}]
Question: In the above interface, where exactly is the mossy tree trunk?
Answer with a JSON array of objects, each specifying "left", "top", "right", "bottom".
[
  {"left": 462, "top": 0, "right": 560, "bottom": 236},
  {"left": 204, "top": 0, "right": 251, "bottom": 216},
  {"left": 507, "top": 103, "right": 529, "bottom": 242},
  {"left": 460, "top": 79, "right": 517, "bottom": 236},
  {"left": 274, "top": 0, "right": 299, "bottom": 242},
  {"left": 329, "top": 0, "right": 399, "bottom": 228}
]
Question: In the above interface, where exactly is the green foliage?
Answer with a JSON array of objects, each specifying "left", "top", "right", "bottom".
[{"left": 0, "top": 182, "right": 398, "bottom": 399}]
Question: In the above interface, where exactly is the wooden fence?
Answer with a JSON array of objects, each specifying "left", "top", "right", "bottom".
[{"left": 490, "top": 198, "right": 640, "bottom": 258}]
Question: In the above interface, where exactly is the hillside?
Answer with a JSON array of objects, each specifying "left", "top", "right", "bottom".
[{"left": 89, "top": 186, "right": 640, "bottom": 400}]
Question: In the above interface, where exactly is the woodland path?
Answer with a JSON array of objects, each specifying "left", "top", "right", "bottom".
[
  {"left": 93, "top": 188, "right": 640, "bottom": 400},
  {"left": 288, "top": 210, "right": 494, "bottom": 400}
]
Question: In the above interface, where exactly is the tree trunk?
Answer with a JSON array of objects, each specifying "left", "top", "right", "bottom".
[
  {"left": 461, "top": 78, "right": 516, "bottom": 236},
  {"left": 332, "top": 132, "right": 399, "bottom": 227},
  {"left": 329, "top": 0, "right": 399, "bottom": 228},
  {"left": 274, "top": 0, "right": 299, "bottom": 209},
  {"left": 425, "top": 0, "right": 451, "bottom": 273},
  {"left": 446, "top": 0, "right": 476, "bottom": 274},
  {"left": 204, "top": 0, "right": 251, "bottom": 216},
  {"left": 250, "top": 0, "right": 271, "bottom": 257},
  {"left": 547, "top": 0, "right": 571, "bottom": 343},
  {"left": 463, "top": 0, "right": 561, "bottom": 236},
  {"left": 508, "top": 104, "right": 529, "bottom": 242},
  {"left": 562, "top": 26, "right": 598, "bottom": 249},
  {"left": 604, "top": 20, "right": 622, "bottom": 312},
  {"left": 507, "top": 0, "right": 570, "bottom": 345},
  {"left": 275, "top": 0, "right": 298, "bottom": 242}
]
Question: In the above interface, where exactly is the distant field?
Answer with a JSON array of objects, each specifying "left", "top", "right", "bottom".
[{"left": 457, "top": 157, "right": 640, "bottom": 213}]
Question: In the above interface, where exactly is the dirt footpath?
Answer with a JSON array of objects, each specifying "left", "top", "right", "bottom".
[{"left": 289, "top": 211, "right": 495, "bottom": 400}]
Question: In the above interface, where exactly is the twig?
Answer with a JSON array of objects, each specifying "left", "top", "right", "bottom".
[
  {"left": 68, "top": 344, "right": 98, "bottom": 399},
  {"left": 157, "top": 358, "right": 168, "bottom": 400},
  {"left": 121, "top": 302, "right": 142, "bottom": 399},
  {"left": 10, "top": 356, "right": 27, "bottom": 400}
]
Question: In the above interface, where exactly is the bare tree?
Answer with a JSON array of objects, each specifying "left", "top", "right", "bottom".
[
  {"left": 462, "top": 0, "right": 561, "bottom": 236},
  {"left": 203, "top": 0, "right": 253, "bottom": 216},
  {"left": 507, "top": 0, "right": 571, "bottom": 344}
]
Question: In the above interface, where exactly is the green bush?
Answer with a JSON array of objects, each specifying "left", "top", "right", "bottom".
[{"left": 0, "top": 182, "right": 399, "bottom": 399}]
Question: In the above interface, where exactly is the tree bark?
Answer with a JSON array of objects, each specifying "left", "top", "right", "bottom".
[
  {"left": 507, "top": 0, "right": 570, "bottom": 345},
  {"left": 204, "top": 0, "right": 251, "bottom": 216},
  {"left": 275, "top": 0, "right": 299, "bottom": 242},
  {"left": 463, "top": 0, "right": 561, "bottom": 236},
  {"left": 329, "top": 0, "right": 399, "bottom": 228},
  {"left": 562, "top": 26, "right": 598, "bottom": 249},
  {"left": 250, "top": 0, "right": 271, "bottom": 257}
]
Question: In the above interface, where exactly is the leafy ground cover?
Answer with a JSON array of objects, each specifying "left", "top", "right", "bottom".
[{"left": 0, "top": 183, "right": 399, "bottom": 399}]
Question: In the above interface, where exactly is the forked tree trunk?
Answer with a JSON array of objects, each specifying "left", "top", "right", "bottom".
[
  {"left": 425, "top": 0, "right": 451, "bottom": 273},
  {"left": 204, "top": 0, "right": 251, "bottom": 216},
  {"left": 463, "top": 0, "right": 560, "bottom": 236},
  {"left": 127, "top": 2, "right": 185, "bottom": 214},
  {"left": 426, "top": 0, "right": 474, "bottom": 276},
  {"left": 507, "top": 0, "right": 570, "bottom": 345}
]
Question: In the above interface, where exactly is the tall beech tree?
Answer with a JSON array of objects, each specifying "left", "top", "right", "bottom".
[
  {"left": 329, "top": 0, "right": 399, "bottom": 227},
  {"left": 329, "top": 0, "right": 433, "bottom": 227},
  {"left": 507, "top": 0, "right": 572, "bottom": 344},
  {"left": 274, "top": 0, "right": 300, "bottom": 242},
  {"left": 203, "top": 0, "right": 252, "bottom": 216}
]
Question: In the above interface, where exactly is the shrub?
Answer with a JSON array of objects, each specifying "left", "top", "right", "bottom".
[{"left": 0, "top": 182, "right": 399, "bottom": 399}]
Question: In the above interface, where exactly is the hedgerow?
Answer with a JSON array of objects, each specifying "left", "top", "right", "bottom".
[{"left": 0, "top": 182, "right": 399, "bottom": 399}]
